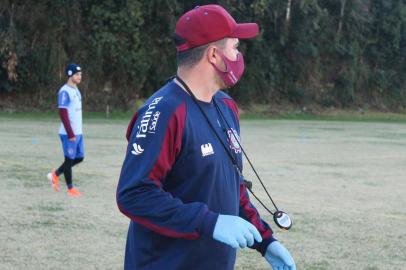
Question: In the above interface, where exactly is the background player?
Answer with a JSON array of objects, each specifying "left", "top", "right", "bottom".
[{"left": 47, "top": 63, "right": 84, "bottom": 197}]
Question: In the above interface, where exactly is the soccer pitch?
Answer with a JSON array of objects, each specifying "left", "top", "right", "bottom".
[{"left": 0, "top": 115, "right": 405, "bottom": 269}]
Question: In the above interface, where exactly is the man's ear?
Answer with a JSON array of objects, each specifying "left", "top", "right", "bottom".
[{"left": 206, "top": 46, "right": 219, "bottom": 65}]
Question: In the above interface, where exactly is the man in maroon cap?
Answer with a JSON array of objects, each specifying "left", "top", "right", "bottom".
[{"left": 117, "top": 5, "right": 296, "bottom": 270}]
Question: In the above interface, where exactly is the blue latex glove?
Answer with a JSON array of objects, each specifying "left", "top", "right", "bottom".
[
  {"left": 265, "top": 241, "right": 296, "bottom": 270},
  {"left": 213, "top": 214, "right": 262, "bottom": 249}
]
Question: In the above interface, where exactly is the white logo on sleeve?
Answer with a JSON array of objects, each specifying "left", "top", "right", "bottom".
[
  {"left": 136, "top": 96, "right": 163, "bottom": 139},
  {"left": 131, "top": 143, "right": 144, "bottom": 155},
  {"left": 201, "top": 143, "right": 214, "bottom": 157}
]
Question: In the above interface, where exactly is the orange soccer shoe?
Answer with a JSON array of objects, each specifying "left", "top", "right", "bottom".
[
  {"left": 67, "top": 187, "right": 81, "bottom": 197},
  {"left": 47, "top": 171, "right": 59, "bottom": 192}
]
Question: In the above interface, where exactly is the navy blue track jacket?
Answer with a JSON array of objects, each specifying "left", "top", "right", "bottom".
[{"left": 117, "top": 79, "right": 274, "bottom": 270}]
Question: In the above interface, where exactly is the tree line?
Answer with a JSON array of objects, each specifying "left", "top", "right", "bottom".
[{"left": 1, "top": 0, "right": 405, "bottom": 111}]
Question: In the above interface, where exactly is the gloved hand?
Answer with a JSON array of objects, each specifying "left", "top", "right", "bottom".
[
  {"left": 265, "top": 241, "right": 296, "bottom": 270},
  {"left": 213, "top": 214, "right": 262, "bottom": 249}
]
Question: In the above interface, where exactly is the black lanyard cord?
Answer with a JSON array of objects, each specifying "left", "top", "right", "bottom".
[
  {"left": 175, "top": 76, "right": 278, "bottom": 215},
  {"left": 213, "top": 99, "right": 279, "bottom": 212}
]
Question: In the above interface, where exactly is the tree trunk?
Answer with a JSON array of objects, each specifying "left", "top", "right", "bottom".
[
  {"left": 286, "top": 0, "right": 292, "bottom": 22},
  {"left": 336, "top": 0, "right": 347, "bottom": 43}
]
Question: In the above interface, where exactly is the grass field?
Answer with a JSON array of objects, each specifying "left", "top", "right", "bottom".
[{"left": 0, "top": 114, "right": 405, "bottom": 270}]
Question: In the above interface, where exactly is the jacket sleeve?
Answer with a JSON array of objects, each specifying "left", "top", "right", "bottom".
[
  {"left": 116, "top": 99, "right": 218, "bottom": 240},
  {"left": 239, "top": 181, "right": 276, "bottom": 255}
]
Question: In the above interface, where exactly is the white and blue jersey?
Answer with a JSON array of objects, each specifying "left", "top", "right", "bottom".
[
  {"left": 117, "top": 79, "right": 274, "bottom": 270},
  {"left": 58, "top": 84, "right": 83, "bottom": 135}
]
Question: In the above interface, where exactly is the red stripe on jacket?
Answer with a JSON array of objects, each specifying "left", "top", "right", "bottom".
[
  {"left": 239, "top": 183, "right": 273, "bottom": 239},
  {"left": 221, "top": 98, "right": 240, "bottom": 121},
  {"left": 148, "top": 102, "right": 186, "bottom": 186},
  {"left": 117, "top": 204, "right": 200, "bottom": 240},
  {"left": 126, "top": 112, "right": 139, "bottom": 141}
]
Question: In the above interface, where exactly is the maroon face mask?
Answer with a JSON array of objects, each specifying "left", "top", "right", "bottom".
[{"left": 212, "top": 50, "right": 245, "bottom": 87}]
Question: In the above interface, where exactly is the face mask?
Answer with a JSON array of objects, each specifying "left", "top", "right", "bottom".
[{"left": 212, "top": 50, "right": 245, "bottom": 87}]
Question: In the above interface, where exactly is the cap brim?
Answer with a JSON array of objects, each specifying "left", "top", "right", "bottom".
[{"left": 231, "top": 23, "right": 259, "bottom": 39}]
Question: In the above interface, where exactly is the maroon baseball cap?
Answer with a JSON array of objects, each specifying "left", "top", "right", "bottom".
[{"left": 175, "top": 5, "right": 259, "bottom": 52}]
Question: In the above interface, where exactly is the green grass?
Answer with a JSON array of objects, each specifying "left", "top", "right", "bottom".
[
  {"left": 241, "top": 110, "right": 406, "bottom": 123},
  {"left": 0, "top": 111, "right": 133, "bottom": 120},
  {"left": 2, "top": 109, "right": 406, "bottom": 123}
]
